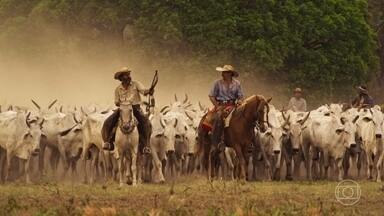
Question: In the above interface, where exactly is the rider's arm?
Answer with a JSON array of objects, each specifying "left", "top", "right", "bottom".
[
  {"left": 209, "top": 96, "right": 218, "bottom": 107},
  {"left": 287, "top": 98, "right": 294, "bottom": 111},
  {"left": 236, "top": 81, "right": 244, "bottom": 103},
  {"left": 209, "top": 80, "right": 219, "bottom": 107},
  {"left": 351, "top": 96, "right": 359, "bottom": 108},
  {"left": 303, "top": 99, "right": 307, "bottom": 112},
  {"left": 114, "top": 87, "right": 120, "bottom": 107},
  {"left": 135, "top": 81, "right": 148, "bottom": 95}
]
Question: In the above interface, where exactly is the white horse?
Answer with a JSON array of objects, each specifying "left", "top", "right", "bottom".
[{"left": 115, "top": 104, "right": 139, "bottom": 187}]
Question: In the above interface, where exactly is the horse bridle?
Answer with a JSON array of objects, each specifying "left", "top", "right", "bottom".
[
  {"left": 119, "top": 109, "right": 136, "bottom": 134},
  {"left": 239, "top": 99, "right": 270, "bottom": 129}
]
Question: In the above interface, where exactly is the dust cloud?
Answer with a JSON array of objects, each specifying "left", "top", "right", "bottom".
[{"left": 0, "top": 25, "right": 289, "bottom": 110}]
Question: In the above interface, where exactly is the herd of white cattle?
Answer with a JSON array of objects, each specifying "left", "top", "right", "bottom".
[{"left": 1, "top": 97, "right": 384, "bottom": 186}]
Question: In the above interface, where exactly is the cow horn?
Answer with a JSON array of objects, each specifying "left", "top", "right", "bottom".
[
  {"left": 39, "top": 118, "right": 45, "bottom": 128},
  {"left": 81, "top": 107, "right": 88, "bottom": 117},
  {"left": 185, "top": 111, "right": 194, "bottom": 121},
  {"left": 266, "top": 97, "right": 272, "bottom": 103},
  {"left": 73, "top": 113, "right": 80, "bottom": 124},
  {"left": 59, "top": 125, "right": 76, "bottom": 137},
  {"left": 26, "top": 112, "right": 31, "bottom": 128},
  {"left": 160, "top": 106, "right": 170, "bottom": 113},
  {"left": 282, "top": 114, "right": 290, "bottom": 127},
  {"left": 184, "top": 103, "right": 192, "bottom": 108},
  {"left": 352, "top": 115, "right": 359, "bottom": 124},
  {"left": 174, "top": 94, "right": 178, "bottom": 102},
  {"left": 281, "top": 110, "right": 288, "bottom": 122},
  {"left": 8, "top": 105, "right": 12, "bottom": 111},
  {"left": 183, "top": 94, "right": 188, "bottom": 104},
  {"left": 198, "top": 101, "right": 204, "bottom": 111},
  {"left": 340, "top": 117, "right": 346, "bottom": 125},
  {"left": 299, "top": 111, "right": 311, "bottom": 125},
  {"left": 173, "top": 118, "right": 178, "bottom": 128},
  {"left": 160, "top": 118, "right": 166, "bottom": 128},
  {"left": 48, "top": 99, "right": 58, "bottom": 110},
  {"left": 59, "top": 106, "right": 63, "bottom": 113},
  {"left": 31, "top": 100, "right": 41, "bottom": 110}
]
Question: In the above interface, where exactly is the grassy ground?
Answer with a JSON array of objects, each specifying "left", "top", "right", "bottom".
[{"left": 0, "top": 175, "right": 383, "bottom": 216}]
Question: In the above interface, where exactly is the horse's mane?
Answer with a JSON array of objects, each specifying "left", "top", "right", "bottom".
[{"left": 235, "top": 95, "right": 266, "bottom": 116}]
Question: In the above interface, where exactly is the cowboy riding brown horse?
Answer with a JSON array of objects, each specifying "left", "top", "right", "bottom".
[{"left": 198, "top": 95, "right": 271, "bottom": 181}]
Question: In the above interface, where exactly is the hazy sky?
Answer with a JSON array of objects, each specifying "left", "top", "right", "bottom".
[{"left": 0, "top": 28, "right": 287, "bottom": 109}]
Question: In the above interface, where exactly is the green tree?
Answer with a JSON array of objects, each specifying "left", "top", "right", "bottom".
[{"left": 0, "top": 0, "right": 379, "bottom": 105}]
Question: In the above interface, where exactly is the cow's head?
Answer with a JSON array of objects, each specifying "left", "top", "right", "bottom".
[
  {"left": 357, "top": 108, "right": 383, "bottom": 140},
  {"left": 59, "top": 124, "right": 83, "bottom": 158},
  {"left": 337, "top": 116, "right": 358, "bottom": 148},
  {"left": 184, "top": 125, "right": 197, "bottom": 154},
  {"left": 24, "top": 115, "right": 44, "bottom": 156},
  {"left": 285, "top": 112, "right": 310, "bottom": 153},
  {"left": 160, "top": 117, "right": 178, "bottom": 153},
  {"left": 264, "top": 127, "right": 285, "bottom": 155}
]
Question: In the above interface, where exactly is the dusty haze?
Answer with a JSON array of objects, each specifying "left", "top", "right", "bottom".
[{"left": 0, "top": 25, "right": 289, "bottom": 109}]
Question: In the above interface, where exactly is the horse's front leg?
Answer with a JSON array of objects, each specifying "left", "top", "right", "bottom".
[
  {"left": 234, "top": 144, "right": 246, "bottom": 182},
  {"left": 131, "top": 146, "right": 138, "bottom": 187}
]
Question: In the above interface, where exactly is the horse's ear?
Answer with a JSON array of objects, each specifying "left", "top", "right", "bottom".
[{"left": 266, "top": 97, "right": 272, "bottom": 103}]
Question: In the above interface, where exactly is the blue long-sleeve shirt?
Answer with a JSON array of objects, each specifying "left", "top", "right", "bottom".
[{"left": 209, "top": 79, "right": 244, "bottom": 102}]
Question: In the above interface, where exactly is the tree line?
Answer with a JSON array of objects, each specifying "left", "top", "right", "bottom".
[{"left": 0, "top": 0, "right": 383, "bottom": 105}]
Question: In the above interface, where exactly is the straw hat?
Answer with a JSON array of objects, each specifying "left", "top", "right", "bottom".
[
  {"left": 114, "top": 67, "right": 131, "bottom": 80},
  {"left": 357, "top": 85, "right": 368, "bottom": 94},
  {"left": 216, "top": 65, "right": 239, "bottom": 77},
  {"left": 294, "top": 87, "right": 302, "bottom": 93}
]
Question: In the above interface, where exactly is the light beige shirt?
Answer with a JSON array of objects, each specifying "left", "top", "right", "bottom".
[
  {"left": 288, "top": 97, "right": 307, "bottom": 112},
  {"left": 115, "top": 81, "right": 146, "bottom": 106}
]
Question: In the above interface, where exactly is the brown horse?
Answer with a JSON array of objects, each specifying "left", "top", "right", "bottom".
[{"left": 197, "top": 95, "right": 271, "bottom": 180}]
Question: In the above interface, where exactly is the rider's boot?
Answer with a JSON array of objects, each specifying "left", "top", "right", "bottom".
[{"left": 103, "top": 127, "right": 116, "bottom": 151}]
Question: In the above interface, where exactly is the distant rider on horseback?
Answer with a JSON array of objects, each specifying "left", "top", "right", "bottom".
[
  {"left": 203, "top": 65, "right": 244, "bottom": 145},
  {"left": 102, "top": 67, "right": 153, "bottom": 152}
]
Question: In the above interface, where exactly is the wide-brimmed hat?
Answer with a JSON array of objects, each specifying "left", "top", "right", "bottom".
[
  {"left": 294, "top": 87, "right": 302, "bottom": 93},
  {"left": 114, "top": 67, "right": 131, "bottom": 80},
  {"left": 216, "top": 65, "right": 239, "bottom": 77},
  {"left": 357, "top": 85, "right": 368, "bottom": 94}
]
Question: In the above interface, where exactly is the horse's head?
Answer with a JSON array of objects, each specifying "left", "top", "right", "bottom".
[
  {"left": 241, "top": 95, "right": 271, "bottom": 133},
  {"left": 257, "top": 97, "right": 271, "bottom": 132},
  {"left": 119, "top": 104, "right": 135, "bottom": 133}
]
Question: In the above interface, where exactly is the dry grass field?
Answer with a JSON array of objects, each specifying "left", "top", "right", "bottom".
[{"left": 0, "top": 175, "right": 383, "bottom": 216}]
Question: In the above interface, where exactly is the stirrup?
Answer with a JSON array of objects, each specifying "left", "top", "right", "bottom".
[
  {"left": 103, "top": 142, "right": 114, "bottom": 151},
  {"left": 142, "top": 146, "right": 151, "bottom": 154}
]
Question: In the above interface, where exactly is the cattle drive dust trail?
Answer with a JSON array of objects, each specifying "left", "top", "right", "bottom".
[{"left": 0, "top": 22, "right": 287, "bottom": 108}]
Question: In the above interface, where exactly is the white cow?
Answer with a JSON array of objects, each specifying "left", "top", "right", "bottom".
[
  {"left": 356, "top": 107, "right": 384, "bottom": 181},
  {"left": 149, "top": 108, "right": 178, "bottom": 183},
  {"left": 56, "top": 111, "right": 84, "bottom": 179},
  {"left": 184, "top": 107, "right": 206, "bottom": 173},
  {"left": 0, "top": 111, "right": 44, "bottom": 183},
  {"left": 307, "top": 112, "right": 357, "bottom": 180},
  {"left": 256, "top": 105, "right": 287, "bottom": 180},
  {"left": 279, "top": 110, "right": 310, "bottom": 180},
  {"left": 82, "top": 110, "right": 114, "bottom": 184}
]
